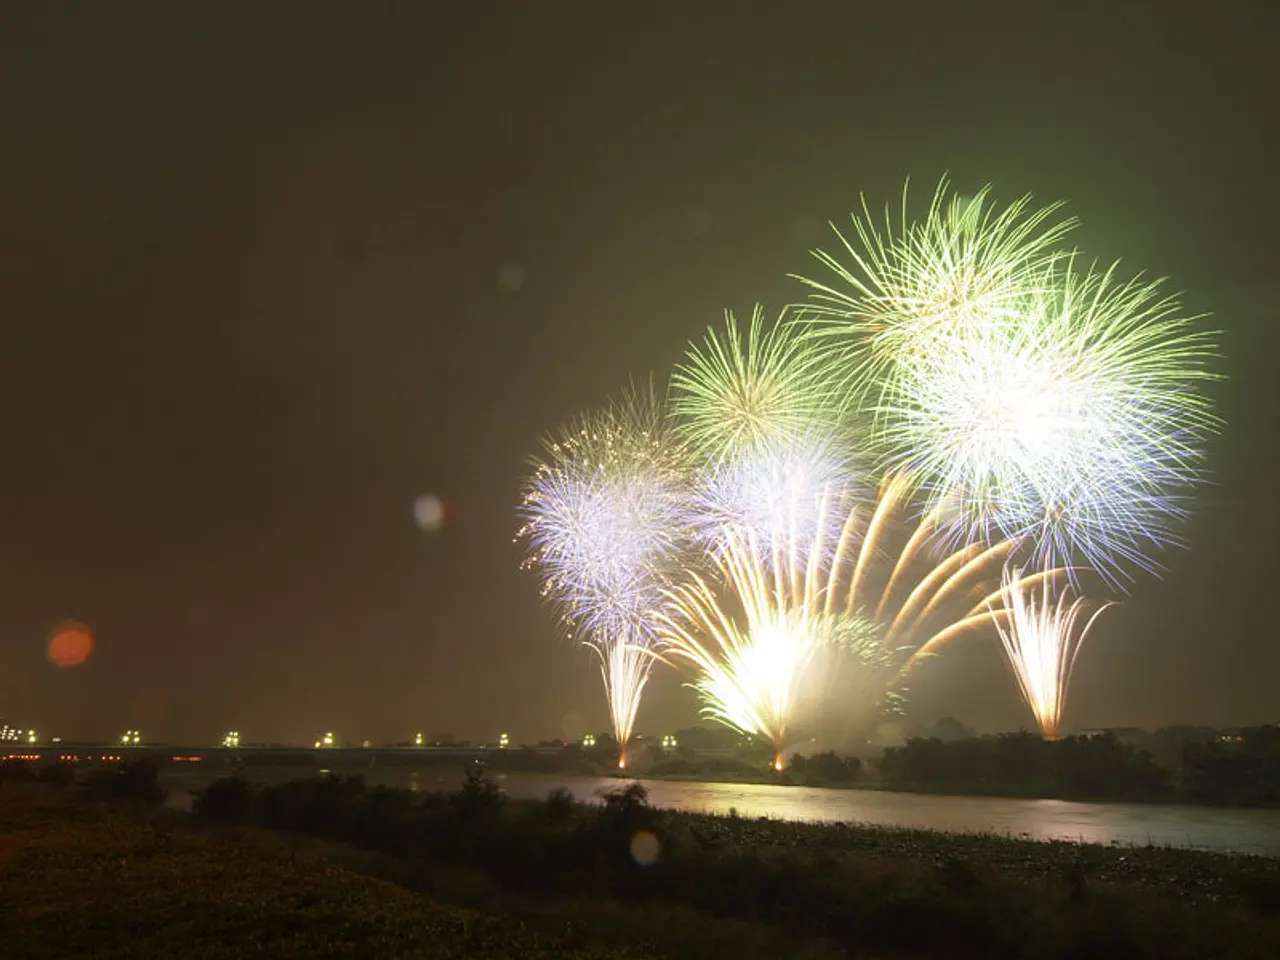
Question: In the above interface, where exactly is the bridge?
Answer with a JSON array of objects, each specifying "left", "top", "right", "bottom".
[{"left": 3, "top": 744, "right": 575, "bottom": 769}]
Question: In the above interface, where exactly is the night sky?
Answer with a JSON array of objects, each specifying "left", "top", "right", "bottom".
[{"left": 2, "top": 4, "right": 1276, "bottom": 746}]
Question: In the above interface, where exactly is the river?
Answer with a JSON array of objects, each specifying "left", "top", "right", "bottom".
[{"left": 162, "top": 766, "right": 1280, "bottom": 856}]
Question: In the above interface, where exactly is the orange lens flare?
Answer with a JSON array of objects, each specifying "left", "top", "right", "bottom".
[{"left": 48, "top": 621, "right": 94, "bottom": 668}]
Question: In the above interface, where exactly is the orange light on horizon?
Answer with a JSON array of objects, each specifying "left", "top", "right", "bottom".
[{"left": 48, "top": 621, "right": 94, "bottom": 668}]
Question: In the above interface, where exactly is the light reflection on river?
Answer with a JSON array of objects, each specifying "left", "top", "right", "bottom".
[{"left": 164, "top": 767, "right": 1280, "bottom": 857}]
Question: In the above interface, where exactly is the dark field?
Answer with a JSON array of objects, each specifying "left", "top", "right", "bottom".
[
  {"left": 6, "top": 766, "right": 1280, "bottom": 959},
  {"left": 0, "top": 784, "right": 644, "bottom": 960}
]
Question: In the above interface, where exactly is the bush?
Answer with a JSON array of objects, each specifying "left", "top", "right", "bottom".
[
  {"left": 544, "top": 786, "right": 576, "bottom": 823},
  {"left": 598, "top": 782, "right": 656, "bottom": 837},
  {"left": 452, "top": 763, "right": 504, "bottom": 823}
]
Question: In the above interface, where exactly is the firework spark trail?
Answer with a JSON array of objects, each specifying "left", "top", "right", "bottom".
[
  {"left": 672, "top": 305, "right": 841, "bottom": 464},
  {"left": 794, "top": 178, "right": 1220, "bottom": 587},
  {"left": 881, "top": 259, "right": 1218, "bottom": 585},
  {"left": 592, "top": 638, "right": 654, "bottom": 769},
  {"left": 517, "top": 384, "right": 690, "bottom": 760},
  {"left": 792, "top": 178, "right": 1076, "bottom": 411},
  {"left": 689, "top": 430, "right": 859, "bottom": 580},
  {"left": 657, "top": 520, "right": 882, "bottom": 769},
  {"left": 987, "top": 562, "right": 1113, "bottom": 739},
  {"left": 658, "top": 474, "right": 1051, "bottom": 761},
  {"left": 519, "top": 176, "right": 1220, "bottom": 756}
]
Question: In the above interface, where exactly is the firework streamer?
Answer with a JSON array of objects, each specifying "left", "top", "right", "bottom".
[
  {"left": 518, "top": 383, "right": 690, "bottom": 766},
  {"left": 987, "top": 561, "right": 1113, "bottom": 739}
]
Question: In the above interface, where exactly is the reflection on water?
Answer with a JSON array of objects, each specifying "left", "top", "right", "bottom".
[{"left": 164, "top": 768, "right": 1280, "bottom": 857}]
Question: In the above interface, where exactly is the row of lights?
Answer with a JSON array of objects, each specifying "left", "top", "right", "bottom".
[
  {"left": 7, "top": 730, "right": 682, "bottom": 752},
  {"left": 1, "top": 726, "right": 41, "bottom": 744}
]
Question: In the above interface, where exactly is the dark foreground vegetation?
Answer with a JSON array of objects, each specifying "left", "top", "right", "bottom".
[
  {"left": 15, "top": 756, "right": 1280, "bottom": 959},
  {"left": 0, "top": 776, "right": 643, "bottom": 959},
  {"left": 6, "top": 756, "right": 1280, "bottom": 958}
]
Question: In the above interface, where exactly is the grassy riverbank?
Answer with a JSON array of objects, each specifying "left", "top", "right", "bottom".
[
  {"left": 191, "top": 768, "right": 1280, "bottom": 959},
  {"left": 0, "top": 783, "right": 645, "bottom": 960},
  {"left": 6, "top": 767, "right": 1280, "bottom": 959}
]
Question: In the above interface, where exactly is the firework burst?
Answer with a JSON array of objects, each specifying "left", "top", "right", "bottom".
[
  {"left": 793, "top": 178, "right": 1219, "bottom": 585},
  {"left": 657, "top": 519, "right": 883, "bottom": 769},
  {"left": 672, "top": 305, "right": 841, "bottom": 464},
  {"left": 793, "top": 178, "right": 1075, "bottom": 410},
  {"left": 988, "top": 562, "right": 1113, "bottom": 739},
  {"left": 517, "top": 384, "right": 690, "bottom": 760},
  {"left": 658, "top": 474, "right": 1054, "bottom": 761},
  {"left": 690, "top": 429, "right": 860, "bottom": 578},
  {"left": 878, "top": 257, "right": 1219, "bottom": 585}
]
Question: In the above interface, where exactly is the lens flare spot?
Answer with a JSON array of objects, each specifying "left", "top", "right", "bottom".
[
  {"left": 413, "top": 494, "right": 446, "bottom": 532},
  {"left": 48, "top": 621, "right": 94, "bottom": 668},
  {"left": 629, "top": 830, "right": 660, "bottom": 866}
]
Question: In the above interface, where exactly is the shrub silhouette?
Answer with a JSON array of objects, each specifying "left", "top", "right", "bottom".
[
  {"left": 452, "top": 763, "right": 505, "bottom": 823},
  {"left": 544, "top": 786, "right": 576, "bottom": 823},
  {"left": 599, "top": 782, "right": 654, "bottom": 832}
]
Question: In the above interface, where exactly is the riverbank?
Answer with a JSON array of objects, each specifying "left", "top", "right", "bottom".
[
  {"left": 188, "top": 769, "right": 1280, "bottom": 959},
  {"left": 7, "top": 770, "right": 1280, "bottom": 958},
  {"left": 0, "top": 783, "right": 647, "bottom": 960}
]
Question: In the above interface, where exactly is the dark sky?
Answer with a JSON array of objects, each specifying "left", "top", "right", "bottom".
[{"left": 1, "top": 4, "right": 1275, "bottom": 745}]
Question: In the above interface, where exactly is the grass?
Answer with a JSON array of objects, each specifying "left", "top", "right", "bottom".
[
  {"left": 7, "top": 769, "right": 1280, "bottom": 959},
  {"left": 191, "top": 770, "right": 1280, "bottom": 959},
  {"left": 0, "top": 784, "right": 647, "bottom": 960}
]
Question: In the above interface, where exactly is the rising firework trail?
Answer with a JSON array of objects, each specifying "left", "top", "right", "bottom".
[
  {"left": 517, "top": 384, "right": 690, "bottom": 765},
  {"left": 987, "top": 562, "right": 1113, "bottom": 739}
]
